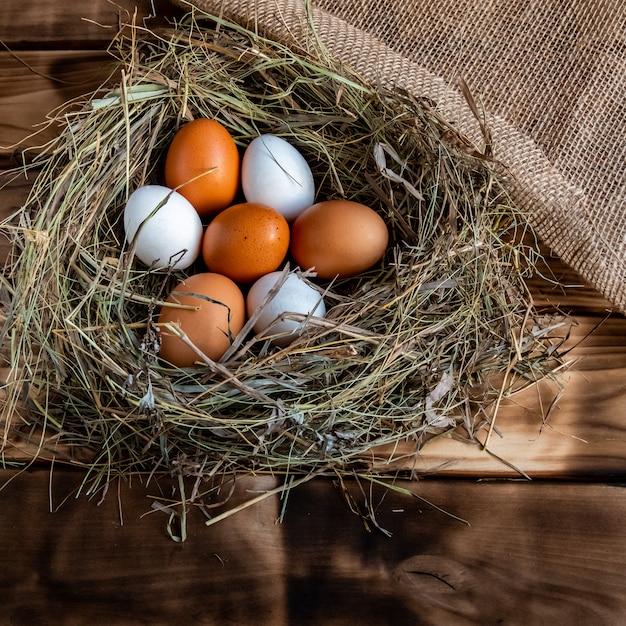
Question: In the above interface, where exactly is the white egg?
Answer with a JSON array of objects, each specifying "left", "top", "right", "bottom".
[
  {"left": 241, "top": 135, "right": 315, "bottom": 221},
  {"left": 123, "top": 185, "right": 203, "bottom": 270},
  {"left": 246, "top": 271, "right": 326, "bottom": 346}
]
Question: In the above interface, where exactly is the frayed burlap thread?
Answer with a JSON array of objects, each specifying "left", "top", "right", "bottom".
[{"left": 173, "top": 0, "right": 626, "bottom": 314}]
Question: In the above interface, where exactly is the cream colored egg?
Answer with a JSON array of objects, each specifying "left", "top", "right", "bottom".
[
  {"left": 123, "top": 185, "right": 203, "bottom": 270},
  {"left": 246, "top": 271, "right": 326, "bottom": 346}
]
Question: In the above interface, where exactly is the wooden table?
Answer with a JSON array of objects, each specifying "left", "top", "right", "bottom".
[{"left": 2, "top": 2, "right": 626, "bottom": 623}]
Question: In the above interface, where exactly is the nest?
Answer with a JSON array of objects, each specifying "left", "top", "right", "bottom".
[{"left": 1, "top": 11, "right": 562, "bottom": 523}]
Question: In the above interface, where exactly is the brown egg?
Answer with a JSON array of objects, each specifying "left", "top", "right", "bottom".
[
  {"left": 157, "top": 272, "right": 245, "bottom": 367},
  {"left": 202, "top": 202, "right": 290, "bottom": 283},
  {"left": 290, "top": 200, "right": 389, "bottom": 278}
]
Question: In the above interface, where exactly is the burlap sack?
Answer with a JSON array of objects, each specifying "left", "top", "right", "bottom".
[{"left": 173, "top": 0, "right": 626, "bottom": 314}]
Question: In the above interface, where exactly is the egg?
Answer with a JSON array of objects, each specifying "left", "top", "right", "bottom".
[
  {"left": 157, "top": 272, "right": 245, "bottom": 367},
  {"left": 202, "top": 202, "right": 290, "bottom": 284},
  {"left": 246, "top": 271, "right": 326, "bottom": 346},
  {"left": 290, "top": 199, "right": 388, "bottom": 278},
  {"left": 123, "top": 185, "right": 203, "bottom": 270},
  {"left": 241, "top": 135, "right": 315, "bottom": 221},
  {"left": 164, "top": 118, "right": 240, "bottom": 217}
]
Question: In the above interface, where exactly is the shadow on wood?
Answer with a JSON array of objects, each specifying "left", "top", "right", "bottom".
[{"left": 1, "top": 468, "right": 625, "bottom": 625}]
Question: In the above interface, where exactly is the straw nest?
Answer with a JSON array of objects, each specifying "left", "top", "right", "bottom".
[{"left": 1, "top": 12, "right": 562, "bottom": 513}]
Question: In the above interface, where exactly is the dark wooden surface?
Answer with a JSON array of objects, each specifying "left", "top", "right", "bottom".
[
  {"left": 2, "top": 468, "right": 626, "bottom": 626},
  {"left": 2, "top": 1, "right": 626, "bottom": 624}
]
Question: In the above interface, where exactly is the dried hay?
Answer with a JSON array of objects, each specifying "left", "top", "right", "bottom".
[{"left": 0, "top": 10, "right": 564, "bottom": 530}]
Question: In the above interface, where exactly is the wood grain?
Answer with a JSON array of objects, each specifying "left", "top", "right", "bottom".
[
  {"left": 0, "top": 51, "right": 116, "bottom": 163},
  {"left": 1, "top": 467, "right": 625, "bottom": 625},
  {"left": 0, "top": 0, "right": 183, "bottom": 162},
  {"left": 415, "top": 314, "right": 626, "bottom": 479},
  {"left": 0, "top": 0, "right": 184, "bottom": 49}
]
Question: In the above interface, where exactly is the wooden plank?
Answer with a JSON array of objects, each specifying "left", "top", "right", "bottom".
[
  {"left": 0, "top": 51, "right": 115, "bottom": 163},
  {"left": 0, "top": 1, "right": 183, "bottom": 159},
  {"left": 1, "top": 468, "right": 625, "bottom": 624},
  {"left": 376, "top": 312, "right": 626, "bottom": 479},
  {"left": 0, "top": 0, "right": 185, "bottom": 49},
  {"left": 416, "top": 316, "right": 626, "bottom": 478}
]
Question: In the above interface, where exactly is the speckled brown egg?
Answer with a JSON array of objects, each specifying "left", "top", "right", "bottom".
[{"left": 202, "top": 202, "right": 290, "bottom": 283}]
